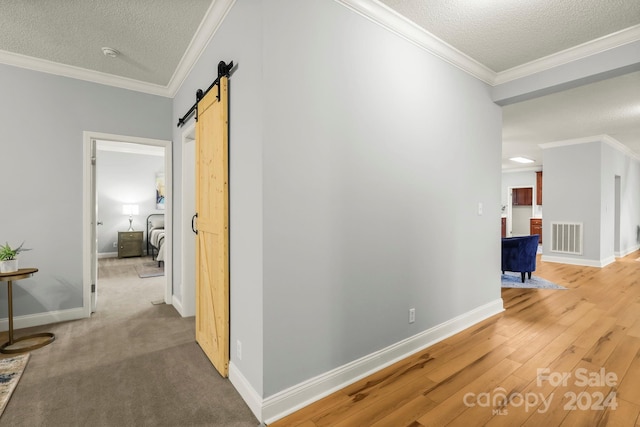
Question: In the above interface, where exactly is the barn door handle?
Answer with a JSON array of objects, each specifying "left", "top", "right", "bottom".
[{"left": 192, "top": 213, "right": 198, "bottom": 235}]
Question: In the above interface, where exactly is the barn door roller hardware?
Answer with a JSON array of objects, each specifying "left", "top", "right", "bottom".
[{"left": 176, "top": 60, "right": 234, "bottom": 128}]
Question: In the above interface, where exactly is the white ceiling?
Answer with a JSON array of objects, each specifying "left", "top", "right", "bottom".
[{"left": 0, "top": 0, "right": 638, "bottom": 169}]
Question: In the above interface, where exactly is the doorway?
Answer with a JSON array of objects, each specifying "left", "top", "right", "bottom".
[
  {"left": 507, "top": 186, "right": 535, "bottom": 237},
  {"left": 180, "top": 123, "right": 196, "bottom": 317},
  {"left": 83, "top": 132, "right": 173, "bottom": 316}
]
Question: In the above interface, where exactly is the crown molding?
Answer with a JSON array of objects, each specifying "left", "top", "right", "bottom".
[
  {"left": 494, "top": 24, "right": 640, "bottom": 85},
  {"left": 166, "top": 0, "right": 236, "bottom": 97},
  {"left": 0, "top": 49, "right": 171, "bottom": 97},
  {"left": 601, "top": 135, "right": 640, "bottom": 161},
  {"left": 501, "top": 166, "right": 542, "bottom": 173},
  {"left": 334, "top": 0, "right": 496, "bottom": 85},
  {"left": 539, "top": 134, "right": 640, "bottom": 162},
  {"left": 0, "top": 0, "right": 236, "bottom": 99},
  {"left": 336, "top": 1, "right": 640, "bottom": 88},
  {"left": 539, "top": 134, "right": 611, "bottom": 150}
]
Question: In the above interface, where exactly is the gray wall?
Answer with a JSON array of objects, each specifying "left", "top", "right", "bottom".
[
  {"left": 541, "top": 139, "right": 640, "bottom": 264},
  {"left": 543, "top": 142, "right": 603, "bottom": 261},
  {"left": 603, "top": 143, "right": 640, "bottom": 258},
  {"left": 261, "top": 0, "right": 502, "bottom": 396},
  {"left": 96, "top": 150, "right": 165, "bottom": 254},
  {"left": 0, "top": 63, "right": 171, "bottom": 317}
]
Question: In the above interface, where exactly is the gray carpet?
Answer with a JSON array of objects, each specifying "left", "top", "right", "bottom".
[
  {"left": 1, "top": 257, "right": 258, "bottom": 426},
  {"left": 501, "top": 271, "right": 567, "bottom": 289}
]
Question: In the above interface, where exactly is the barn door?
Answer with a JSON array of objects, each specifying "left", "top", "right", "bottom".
[{"left": 195, "top": 76, "right": 229, "bottom": 377}]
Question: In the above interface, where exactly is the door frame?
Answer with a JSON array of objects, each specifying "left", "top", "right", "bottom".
[
  {"left": 82, "top": 131, "right": 173, "bottom": 317},
  {"left": 506, "top": 185, "right": 535, "bottom": 238},
  {"left": 180, "top": 122, "right": 196, "bottom": 317}
]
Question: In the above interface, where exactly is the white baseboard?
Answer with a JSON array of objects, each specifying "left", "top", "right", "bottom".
[
  {"left": 171, "top": 295, "right": 185, "bottom": 317},
  {"left": 615, "top": 245, "right": 639, "bottom": 258},
  {"left": 229, "top": 361, "right": 264, "bottom": 422},
  {"left": 98, "top": 252, "right": 118, "bottom": 259},
  {"left": 542, "top": 255, "right": 615, "bottom": 268},
  {"left": 258, "top": 298, "right": 504, "bottom": 424},
  {"left": 0, "top": 307, "right": 87, "bottom": 331}
]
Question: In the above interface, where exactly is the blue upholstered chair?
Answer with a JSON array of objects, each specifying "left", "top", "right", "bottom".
[{"left": 501, "top": 235, "right": 540, "bottom": 282}]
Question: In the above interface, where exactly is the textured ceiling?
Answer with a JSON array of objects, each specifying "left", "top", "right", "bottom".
[
  {"left": 379, "top": 0, "right": 640, "bottom": 72},
  {"left": 0, "top": 0, "right": 212, "bottom": 86}
]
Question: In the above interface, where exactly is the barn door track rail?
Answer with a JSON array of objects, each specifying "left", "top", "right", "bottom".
[{"left": 177, "top": 60, "right": 234, "bottom": 128}]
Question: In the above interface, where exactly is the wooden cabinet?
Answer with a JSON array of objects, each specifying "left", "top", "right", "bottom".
[
  {"left": 501, "top": 217, "right": 506, "bottom": 238},
  {"left": 512, "top": 188, "right": 533, "bottom": 206},
  {"left": 536, "top": 171, "right": 543, "bottom": 205},
  {"left": 118, "top": 231, "right": 143, "bottom": 258},
  {"left": 530, "top": 218, "right": 542, "bottom": 244}
]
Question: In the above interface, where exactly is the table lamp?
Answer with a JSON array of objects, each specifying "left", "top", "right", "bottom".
[{"left": 122, "top": 204, "right": 139, "bottom": 231}]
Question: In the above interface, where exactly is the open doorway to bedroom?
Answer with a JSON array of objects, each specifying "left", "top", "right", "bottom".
[
  {"left": 83, "top": 132, "right": 172, "bottom": 316},
  {"left": 95, "top": 141, "right": 166, "bottom": 308}
]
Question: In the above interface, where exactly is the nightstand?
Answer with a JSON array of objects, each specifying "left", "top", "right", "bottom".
[{"left": 118, "top": 231, "right": 143, "bottom": 258}]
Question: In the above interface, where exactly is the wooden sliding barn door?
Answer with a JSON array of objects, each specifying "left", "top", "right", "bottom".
[{"left": 195, "top": 77, "right": 229, "bottom": 377}]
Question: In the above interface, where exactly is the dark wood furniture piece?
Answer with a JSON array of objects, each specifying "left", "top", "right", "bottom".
[
  {"left": 118, "top": 231, "right": 143, "bottom": 258},
  {"left": 0, "top": 268, "right": 55, "bottom": 353},
  {"left": 512, "top": 188, "right": 533, "bottom": 206},
  {"left": 536, "top": 171, "right": 543, "bottom": 205},
  {"left": 530, "top": 218, "right": 542, "bottom": 244}
]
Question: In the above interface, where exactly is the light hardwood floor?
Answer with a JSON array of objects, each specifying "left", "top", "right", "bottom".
[{"left": 270, "top": 252, "right": 640, "bottom": 427}]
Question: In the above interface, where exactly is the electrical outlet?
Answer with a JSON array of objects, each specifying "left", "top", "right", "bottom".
[
  {"left": 113, "top": 242, "right": 117, "bottom": 248},
  {"left": 409, "top": 308, "right": 416, "bottom": 324},
  {"left": 237, "top": 340, "right": 242, "bottom": 360}
]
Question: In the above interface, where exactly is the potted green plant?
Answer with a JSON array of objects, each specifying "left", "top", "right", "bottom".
[{"left": 0, "top": 242, "right": 31, "bottom": 273}]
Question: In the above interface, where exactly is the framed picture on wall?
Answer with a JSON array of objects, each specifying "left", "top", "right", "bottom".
[{"left": 156, "top": 172, "right": 165, "bottom": 210}]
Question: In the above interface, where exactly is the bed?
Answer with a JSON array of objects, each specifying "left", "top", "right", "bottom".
[{"left": 147, "top": 214, "right": 165, "bottom": 266}]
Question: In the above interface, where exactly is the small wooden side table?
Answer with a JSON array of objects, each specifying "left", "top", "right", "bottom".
[
  {"left": 118, "top": 231, "right": 143, "bottom": 258},
  {"left": 0, "top": 268, "right": 55, "bottom": 353}
]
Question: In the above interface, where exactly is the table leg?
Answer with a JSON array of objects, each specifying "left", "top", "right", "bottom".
[{"left": 6, "top": 280, "right": 13, "bottom": 345}]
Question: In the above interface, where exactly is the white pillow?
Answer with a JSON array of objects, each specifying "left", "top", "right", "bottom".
[{"left": 150, "top": 218, "right": 164, "bottom": 228}]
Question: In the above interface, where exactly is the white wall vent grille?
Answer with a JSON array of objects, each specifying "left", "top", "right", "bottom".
[{"left": 550, "top": 222, "right": 583, "bottom": 255}]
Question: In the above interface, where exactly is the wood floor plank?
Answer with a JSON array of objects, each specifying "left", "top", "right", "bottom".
[
  {"left": 617, "top": 346, "right": 640, "bottom": 406},
  {"left": 267, "top": 391, "right": 351, "bottom": 427},
  {"left": 595, "top": 398, "right": 640, "bottom": 427},
  {"left": 628, "top": 317, "right": 640, "bottom": 338},
  {"left": 581, "top": 324, "right": 628, "bottom": 367},
  {"left": 328, "top": 376, "right": 437, "bottom": 427},
  {"left": 448, "top": 373, "right": 530, "bottom": 427},
  {"left": 416, "top": 358, "right": 521, "bottom": 427},
  {"left": 424, "top": 345, "right": 516, "bottom": 403},
  {"left": 511, "top": 331, "right": 580, "bottom": 380},
  {"left": 368, "top": 395, "right": 437, "bottom": 427},
  {"left": 426, "top": 334, "right": 509, "bottom": 383},
  {"left": 519, "top": 360, "right": 598, "bottom": 427},
  {"left": 505, "top": 323, "right": 568, "bottom": 365}
]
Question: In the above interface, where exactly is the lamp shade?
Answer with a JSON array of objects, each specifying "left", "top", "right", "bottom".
[{"left": 122, "top": 204, "right": 139, "bottom": 215}]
